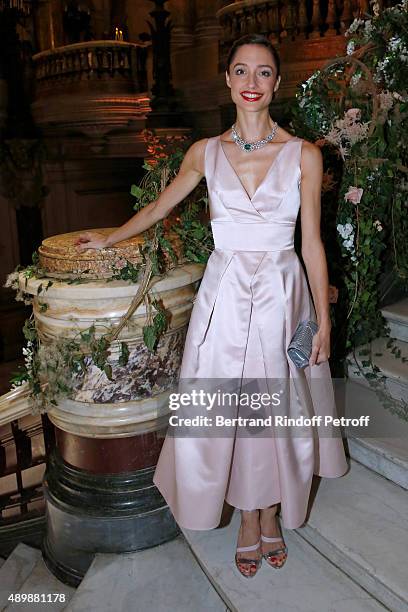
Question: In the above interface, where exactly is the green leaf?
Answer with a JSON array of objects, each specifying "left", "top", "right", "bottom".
[
  {"left": 118, "top": 342, "right": 130, "bottom": 366},
  {"left": 130, "top": 184, "right": 144, "bottom": 198},
  {"left": 153, "top": 310, "right": 168, "bottom": 335},
  {"left": 143, "top": 325, "right": 157, "bottom": 352},
  {"left": 104, "top": 364, "right": 113, "bottom": 380},
  {"left": 23, "top": 319, "right": 37, "bottom": 342}
]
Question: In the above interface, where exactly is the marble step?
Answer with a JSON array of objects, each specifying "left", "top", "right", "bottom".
[
  {"left": 0, "top": 544, "right": 41, "bottom": 611},
  {"left": 182, "top": 508, "right": 387, "bottom": 612},
  {"left": 348, "top": 437, "right": 408, "bottom": 490},
  {"left": 347, "top": 336, "right": 408, "bottom": 404},
  {"left": 344, "top": 379, "right": 408, "bottom": 488},
  {"left": 4, "top": 554, "right": 76, "bottom": 612},
  {"left": 381, "top": 298, "right": 408, "bottom": 343},
  {"left": 65, "top": 534, "right": 229, "bottom": 612},
  {"left": 297, "top": 459, "right": 408, "bottom": 612}
]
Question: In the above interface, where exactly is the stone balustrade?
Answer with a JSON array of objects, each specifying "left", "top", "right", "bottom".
[
  {"left": 216, "top": 0, "right": 396, "bottom": 68},
  {"left": 31, "top": 40, "right": 151, "bottom": 136},
  {"left": 33, "top": 40, "right": 149, "bottom": 94}
]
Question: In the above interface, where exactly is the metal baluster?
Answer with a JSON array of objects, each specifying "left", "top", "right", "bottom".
[{"left": 11, "top": 420, "right": 32, "bottom": 516}]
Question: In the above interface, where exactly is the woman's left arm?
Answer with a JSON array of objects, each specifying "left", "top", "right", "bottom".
[{"left": 299, "top": 141, "right": 331, "bottom": 366}]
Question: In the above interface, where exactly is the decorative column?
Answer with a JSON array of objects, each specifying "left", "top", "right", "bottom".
[
  {"left": 23, "top": 230, "right": 205, "bottom": 585},
  {"left": 170, "top": 0, "right": 194, "bottom": 48},
  {"left": 194, "top": 0, "right": 220, "bottom": 44},
  {"left": 146, "top": 0, "right": 185, "bottom": 127}
]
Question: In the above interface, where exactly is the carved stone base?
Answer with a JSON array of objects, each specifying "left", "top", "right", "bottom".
[{"left": 41, "top": 445, "right": 179, "bottom": 587}]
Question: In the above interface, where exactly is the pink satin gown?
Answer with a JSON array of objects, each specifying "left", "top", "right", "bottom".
[{"left": 153, "top": 135, "right": 349, "bottom": 530}]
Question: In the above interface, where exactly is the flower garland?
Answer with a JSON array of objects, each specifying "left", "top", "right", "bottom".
[{"left": 290, "top": 0, "right": 408, "bottom": 419}]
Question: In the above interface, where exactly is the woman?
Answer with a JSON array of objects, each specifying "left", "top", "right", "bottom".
[{"left": 77, "top": 34, "right": 349, "bottom": 579}]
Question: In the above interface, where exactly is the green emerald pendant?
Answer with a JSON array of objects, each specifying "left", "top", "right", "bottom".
[{"left": 244, "top": 143, "right": 252, "bottom": 151}]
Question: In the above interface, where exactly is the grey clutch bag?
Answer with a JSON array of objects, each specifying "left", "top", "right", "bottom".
[{"left": 287, "top": 320, "right": 319, "bottom": 368}]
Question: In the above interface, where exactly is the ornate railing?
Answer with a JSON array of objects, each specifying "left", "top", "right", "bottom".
[
  {"left": 0, "top": 385, "right": 55, "bottom": 556},
  {"left": 217, "top": 0, "right": 398, "bottom": 67},
  {"left": 30, "top": 40, "right": 151, "bottom": 136},
  {"left": 32, "top": 40, "right": 149, "bottom": 96}
]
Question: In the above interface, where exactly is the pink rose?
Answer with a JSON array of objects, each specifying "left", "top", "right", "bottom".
[
  {"left": 345, "top": 108, "right": 361, "bottom": 121},
  {"left": 115, "top": 258, "right": 127, "bottom": 270},
  {"left": 344, "top": 186, "right": 363, "bottom": 204}
]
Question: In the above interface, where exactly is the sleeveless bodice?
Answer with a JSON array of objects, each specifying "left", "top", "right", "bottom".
[{"left": 205, "top": 135, "right": 303, "bottom": 252}]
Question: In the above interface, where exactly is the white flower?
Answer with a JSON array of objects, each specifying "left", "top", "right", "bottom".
[
  {"left": 346, "top": 18, "right": 365, "bottom": 35},
  {"left": 388, "top": 36, "right": 402, "bottom": 52},
  {"left": 337, "top": 223, "right": 354, "bottom": 240},
  {"left": 373, "top": 220, "right": 383, "bottom": 232},
  {"left": 364, "top": 20, "right": 374, "bottom": 38},
  {"left": 350, "top": 71, "right": 362, "bottom": 86},
  {"left": 347, "top": 40, "right": 356, "bottom": 55},
  {"left": 4, "top": 271, "right": 20, "bottom": 289}
]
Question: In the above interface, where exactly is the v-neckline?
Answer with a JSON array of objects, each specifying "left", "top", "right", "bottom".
[{"left": 218, "top": 135, "right": 297, "bottom": 203}]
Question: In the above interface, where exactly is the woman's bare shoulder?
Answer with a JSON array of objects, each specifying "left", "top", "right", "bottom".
[
  {"left": 298, "top": 138, "right": 323, "bottom": 178},
  {"left": 183, "top": 137, "right": 212, "bottom": 175},
  {"left": 299, "top": 138, "right": 323, "bottom": 161}
]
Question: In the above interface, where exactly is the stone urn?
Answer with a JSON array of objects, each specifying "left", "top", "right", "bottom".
[{"left": 20, "top": 228, "right": 205, "bottom": 586}]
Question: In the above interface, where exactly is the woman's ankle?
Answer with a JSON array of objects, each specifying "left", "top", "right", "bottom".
[
  {"left": 260, "top": 505, "right": 278, "bottom": 516},
  {"left": 240, "top": 509, "right": 259, "bottom": 522}
]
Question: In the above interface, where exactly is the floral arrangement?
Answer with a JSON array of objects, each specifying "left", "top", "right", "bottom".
[
  {"left": 290, "top": 0, "right": 408, "bottom": 418},
  {"left": 5, "top": 130, "right": 213, "bottom": 412}
]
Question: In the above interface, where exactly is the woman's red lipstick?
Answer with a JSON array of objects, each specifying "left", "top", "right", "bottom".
[{"left": 240, "top": 91, "right": 263, "bottom": 102}]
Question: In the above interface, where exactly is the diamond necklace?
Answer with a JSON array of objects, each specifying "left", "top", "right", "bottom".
[{"left": 231, "top": 121, "right": 279, "bottom": 152}]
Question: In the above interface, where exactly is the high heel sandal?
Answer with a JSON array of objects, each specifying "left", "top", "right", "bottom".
[
  {"left": 235, "top": 540, "right": 262, "bottom": 578},
  {"left": 261, "top": 514, "right": 288, "bottom": 569}
]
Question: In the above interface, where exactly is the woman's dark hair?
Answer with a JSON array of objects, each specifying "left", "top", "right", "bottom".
[{"left": 225, "top": 34, "right": 281, "bottom": 78}]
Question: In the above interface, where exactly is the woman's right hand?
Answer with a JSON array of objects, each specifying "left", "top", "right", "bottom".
[{"left": 75, "top": 231, "right": 109, "bottom": 251}]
